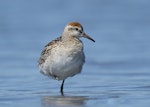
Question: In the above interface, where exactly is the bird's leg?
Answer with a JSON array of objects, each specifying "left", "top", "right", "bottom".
[{"left": 60, "top": 80, "right": 65, "bottom": 96}]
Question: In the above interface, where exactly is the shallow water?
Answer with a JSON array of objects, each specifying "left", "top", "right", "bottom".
[{"left": 0, "top": 0, "right": 150, "bottom": 107}]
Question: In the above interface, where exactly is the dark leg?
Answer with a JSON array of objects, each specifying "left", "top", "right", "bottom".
[{"left": 60, "top": 80, "right": 65, "bottom": 95}]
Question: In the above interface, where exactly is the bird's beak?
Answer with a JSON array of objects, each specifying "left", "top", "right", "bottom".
[{"left": 82, "top": 33, "right": 95, "bottom": 42}]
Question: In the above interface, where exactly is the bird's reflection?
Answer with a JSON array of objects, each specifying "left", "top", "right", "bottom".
[{"left": 41, "top": 95, "right": 88, "bottom": 107}]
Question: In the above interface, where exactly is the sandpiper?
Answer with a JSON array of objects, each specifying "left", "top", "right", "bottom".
[{"left": 38, "top": 22, "right": 95, "bottom": 95}]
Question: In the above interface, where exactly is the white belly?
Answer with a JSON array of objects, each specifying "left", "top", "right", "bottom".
[{"left": 40, "top": 46, "right": 85, "bottom": 80}]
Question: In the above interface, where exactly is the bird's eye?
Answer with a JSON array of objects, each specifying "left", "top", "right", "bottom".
[{"left": 75, "top": 28, "right": 78, "bottom": 31}]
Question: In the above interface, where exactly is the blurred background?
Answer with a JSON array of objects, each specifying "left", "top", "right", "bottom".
[{"left": 0, "top": 0, "right": 150, "bottom": 107}]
